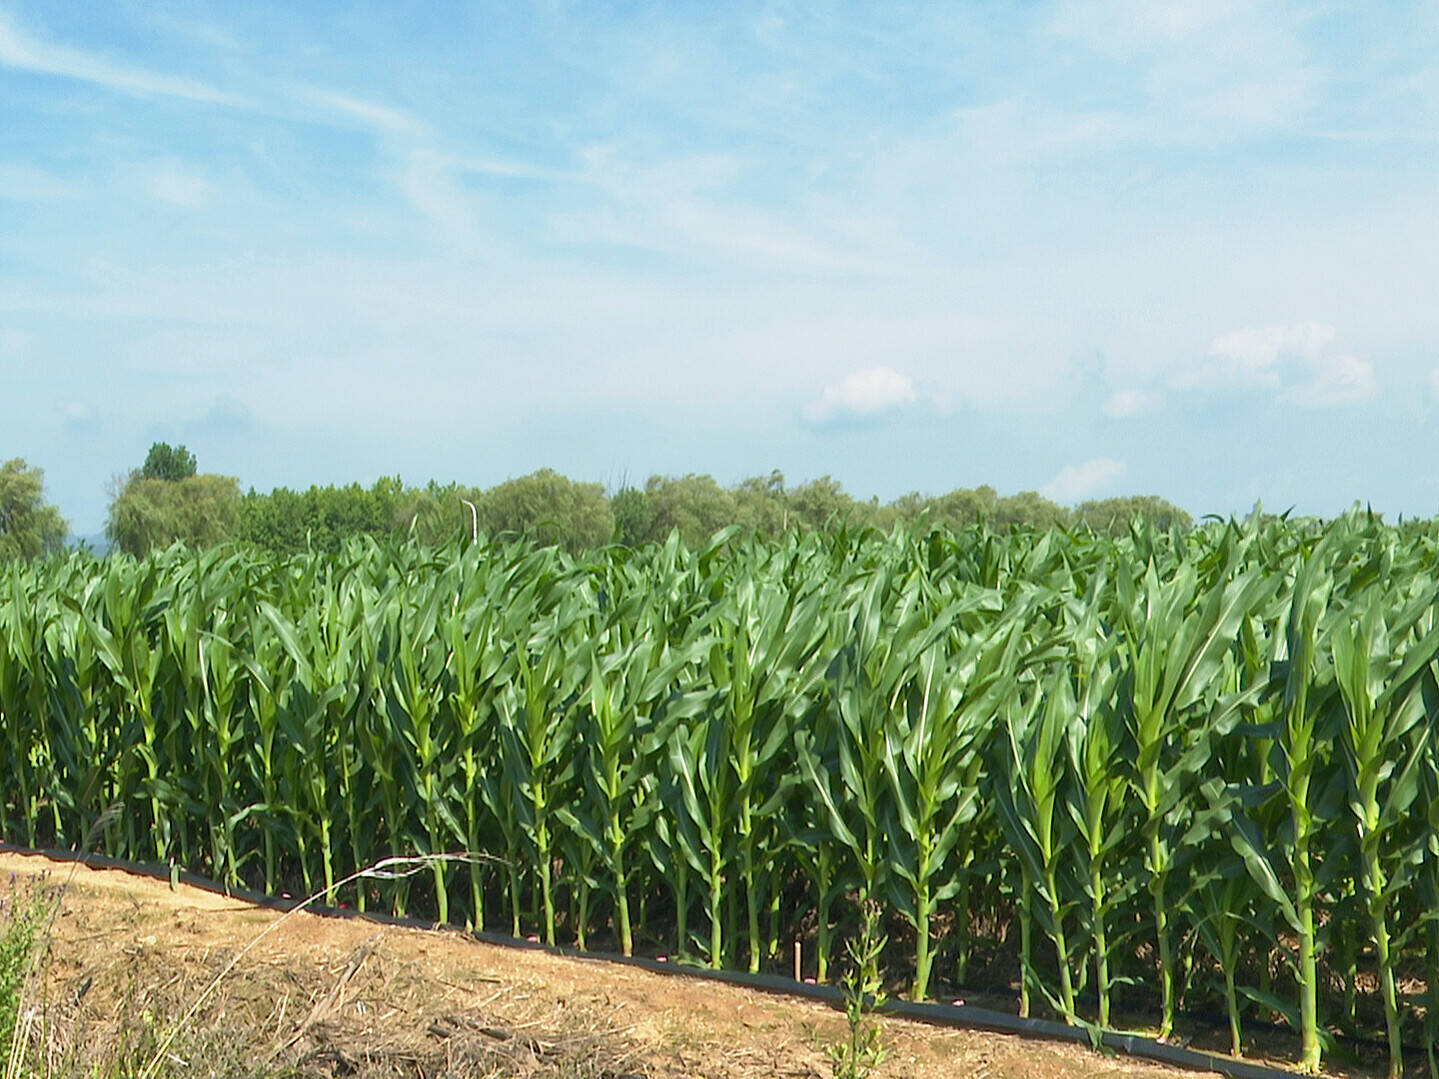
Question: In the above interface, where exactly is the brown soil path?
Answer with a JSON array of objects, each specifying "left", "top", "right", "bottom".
[{"left": 1, "top": 850, "right": 1230, "bottom": 1079}]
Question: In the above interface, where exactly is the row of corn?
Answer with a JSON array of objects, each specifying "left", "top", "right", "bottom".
[{"left": 3, "top": 514, "right": 1439, "bottom": 1075}]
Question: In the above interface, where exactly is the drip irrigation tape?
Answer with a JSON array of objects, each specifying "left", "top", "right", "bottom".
[{"left": 1, "top": 844, "right": 1326, "bottom": 1079}]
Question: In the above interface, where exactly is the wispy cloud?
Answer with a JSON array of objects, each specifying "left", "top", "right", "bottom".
[
  {"left": 58, "top": 400, "right": 98, "bottom": 433},
  {"left": 802, "top": 366, "right": 918, "bottom": 429},
  {"left": 1046, "top": 0, "right": 1316, "bottom": 140},
  {"left": 1043, "top": 458, "right": 1126, "bottom": 503},
  {"left": 146, "top": 163, "right": 212, "bottom": 208},
  {"left": 292, "top": 85, "right": 429, "bottom": 139},
  {"left": 1049, "top": 0, "right": 1257, "bottom": 55},
  {"left": 393, "top": 147, "right": 572, "bottom": 235},
  {"left": 559, "top": 148, "right": 903, "bottom": 275},
  {"left": 1104, "top": 388, "right": 1160, "bottom": 418},
  {"left": 953, "top": 99, "right": 1132, "bottom": 163},
  {"left": 1286, "top": 353, "right": 1376, "bottom": 407},
  {"left": 0, "top": 163, "right": 83, "bottom": 202},
  {"left": 0, "top": 12, "right": 244, "bottom": 105},
  {"left": 397, "top": 150, "right": 480, "bottom": 234},
  {"left": 553, "top": 195, "right": 885, "bottom": 274}
]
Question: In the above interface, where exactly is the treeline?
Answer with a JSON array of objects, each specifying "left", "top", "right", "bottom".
[
  {"left": 236, "top": 472, "right": 1193, "bottom": 556},
  {"left": 105, "top": 454, "right": 1193, "bottom": 558},
  {"left": 0, "top": 445, "right": 1194, "bottom": 561}
]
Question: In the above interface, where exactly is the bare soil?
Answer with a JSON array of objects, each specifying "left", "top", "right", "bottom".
[{"left": 0, "top": 850, "right": 1279, "bottom": 1079}]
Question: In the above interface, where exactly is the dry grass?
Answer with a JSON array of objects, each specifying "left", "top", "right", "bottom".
[
  {"left": 26, "top": 918, "right": 654, "bottom": 1078},
  {"left": 0, "top": 851, "right": 1310, "bottom": 1079}
]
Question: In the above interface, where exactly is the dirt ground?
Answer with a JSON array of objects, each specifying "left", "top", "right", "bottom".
[{"left": 0, "top": 850, "right": 1280, "bottom": 1079}]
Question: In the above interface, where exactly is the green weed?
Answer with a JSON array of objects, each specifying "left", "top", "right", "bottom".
[{"left": 828, "top": 897, "right": 887, "bottom": 1079}]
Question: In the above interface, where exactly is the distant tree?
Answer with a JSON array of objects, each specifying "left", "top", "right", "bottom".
[
  {"left": 107, "top": 473, "right": 241, "bottom": 556},
  {"left": 788, "top": 475, "right": 866, "bottom": 532},
  {"left": 644, "top": 474, "right": 738, "bottom": 548},
  {"left": 873, "top": 491, "right": 930, "bottom": 531},
  {"left": 873, "top": 486, "right": 997, "bottom": 532},
  {"left": 611, "top": 486, "right": 653, "bottom": 547},
  {"left": 929, "top": 485, "right": 1000, "bottom": 531},
  {"left": 140, "top": 442, "right": 198, "bottom": 482},
  {"left": 393, "top": 481, "right": 481, "bottom": 546},
  {"left": 0, "top": 458, "right": 68, "bottom": 560},
  {"left": 733, "top": 471, "right": 788, "bottom": 535},
  {"left": 215, "top": 463, "right": 1202, "bottom": 555},
  {"left": 1075, "top": 495, "right": 1193, "bottom": 535},
  {"left": 236, "top": 479, "right": 399, "bottom": 555},
  {"left": 994, "top": 490, "right": 1072, "bottom": 532},
  {"left": 481, "top": 469, "right": 613, "bottom": 554}
]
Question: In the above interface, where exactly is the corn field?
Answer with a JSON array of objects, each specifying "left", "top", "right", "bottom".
[{"left": 3, "top": 513, "right": 1439, "bottom": 1075}]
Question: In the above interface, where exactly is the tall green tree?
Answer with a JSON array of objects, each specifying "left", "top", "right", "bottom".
[
  {"left": 994, "top": 491, "right": 1071, "bottom": 532},
  {"left": 481, "top": 469, "right": 613, "bottom": 554},
  {"left": 140, "top": 442, "right": 198, "bottom": 482},
  {"left": 930, "top": 485, "right": 1000, "bottom": 530},
  {"left": 237, "top": 479, "right": 402, "bottom": 555},
  {"left": 107, "top": 450, "right": 241, "bottom": 556},
  {"left": 732, "top": 471, "right": 789, "bottom": 535},
  {"left": 611, "top": 486, "right": 653, "bottom": 547},
  {"left": 644, "top": 474, "right": 737, "bottom": 547},
  {"left": 1076, "top": 495, "right": 1193, "bottom": 535},
  {"left": 0, "top": 458, "right": 67, "bottom": 559},
  {"left": 788, "top": 476, "right": 866, "bottom": 532}
]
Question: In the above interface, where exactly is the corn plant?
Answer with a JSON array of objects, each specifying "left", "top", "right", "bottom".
[
  {"left": 711, "top": 560, "right": 829, "bottom": 972},
  {"left": 1058, "top": 595, "right": 1126, "bottom": 1027},
  {"left": 882, "top": 595, "right": 1019, "bottom": 1002},
  {"left": 497, "top": 600, "right": 586, "bottom": 945},
  {"left": 994, "top": 672, "right": 1079, "bottom": 1021},
  {"left": 1115, "top": 554, "right": 1272, "bottom": 1038},
  {"left": 568, "top": 626, "right": 695, "bottom": 955},
  {"left": 1229, "top": 534, "right": 1343, "bottom": 1073},
  {"left": 1187, "top": 785, "right": 1261, "bottom": 1059},
  {"left": 1331, "top": 586, "right": 1439, "bottom": 1079},
  {"left": 666, "top": 683, "right": 740, "bottom": 968},
  {"left": 441, "top": 546, "right": 517, "bottom": 929},
  {"left": 799, "top": 558, "right": 934, "bottom": 942}
]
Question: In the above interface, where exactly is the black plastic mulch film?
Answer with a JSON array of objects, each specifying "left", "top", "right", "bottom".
[{"left": 2, "top": 843, "right": 1323, "bottom": 1079}]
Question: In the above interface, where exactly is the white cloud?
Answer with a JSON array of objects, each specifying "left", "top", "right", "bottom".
[
  {"left": 1215, "top": 321, "right": 1333, "bottom": 366},
  {"left": 1429, "top": 368, "right": 1439, "bottom": 400},
  {"left": 802, "top": 366, "right": 918, "bottom": 428},
  {"left": 1104, "top": 388, "right": 1159, "bottom": 418},
  {"left": 1174, "top": 323, "right": 1375, "bottom": 408},
  {"left": 1175, "top": 323, "right": 1377, "bottom": 407},
  {"left": 1179, "top": 321, "right": 1332, "bottom": 389},
  {"left": 1287, "top": 353, "right": 1376, "bottom": 407},
  {"left": 0, "top": 13, "right": 243, "bottom": 105},
  {"left": 1042, "top": 458, "right": 1126, "bottom": 503},
  {"left": 58, "top": 400, "right": 97, "bottom": 431}
]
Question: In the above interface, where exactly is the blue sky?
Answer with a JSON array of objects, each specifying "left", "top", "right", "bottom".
[{"left": 3, "top": 2, "right": 1439, "bottom": 534}]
